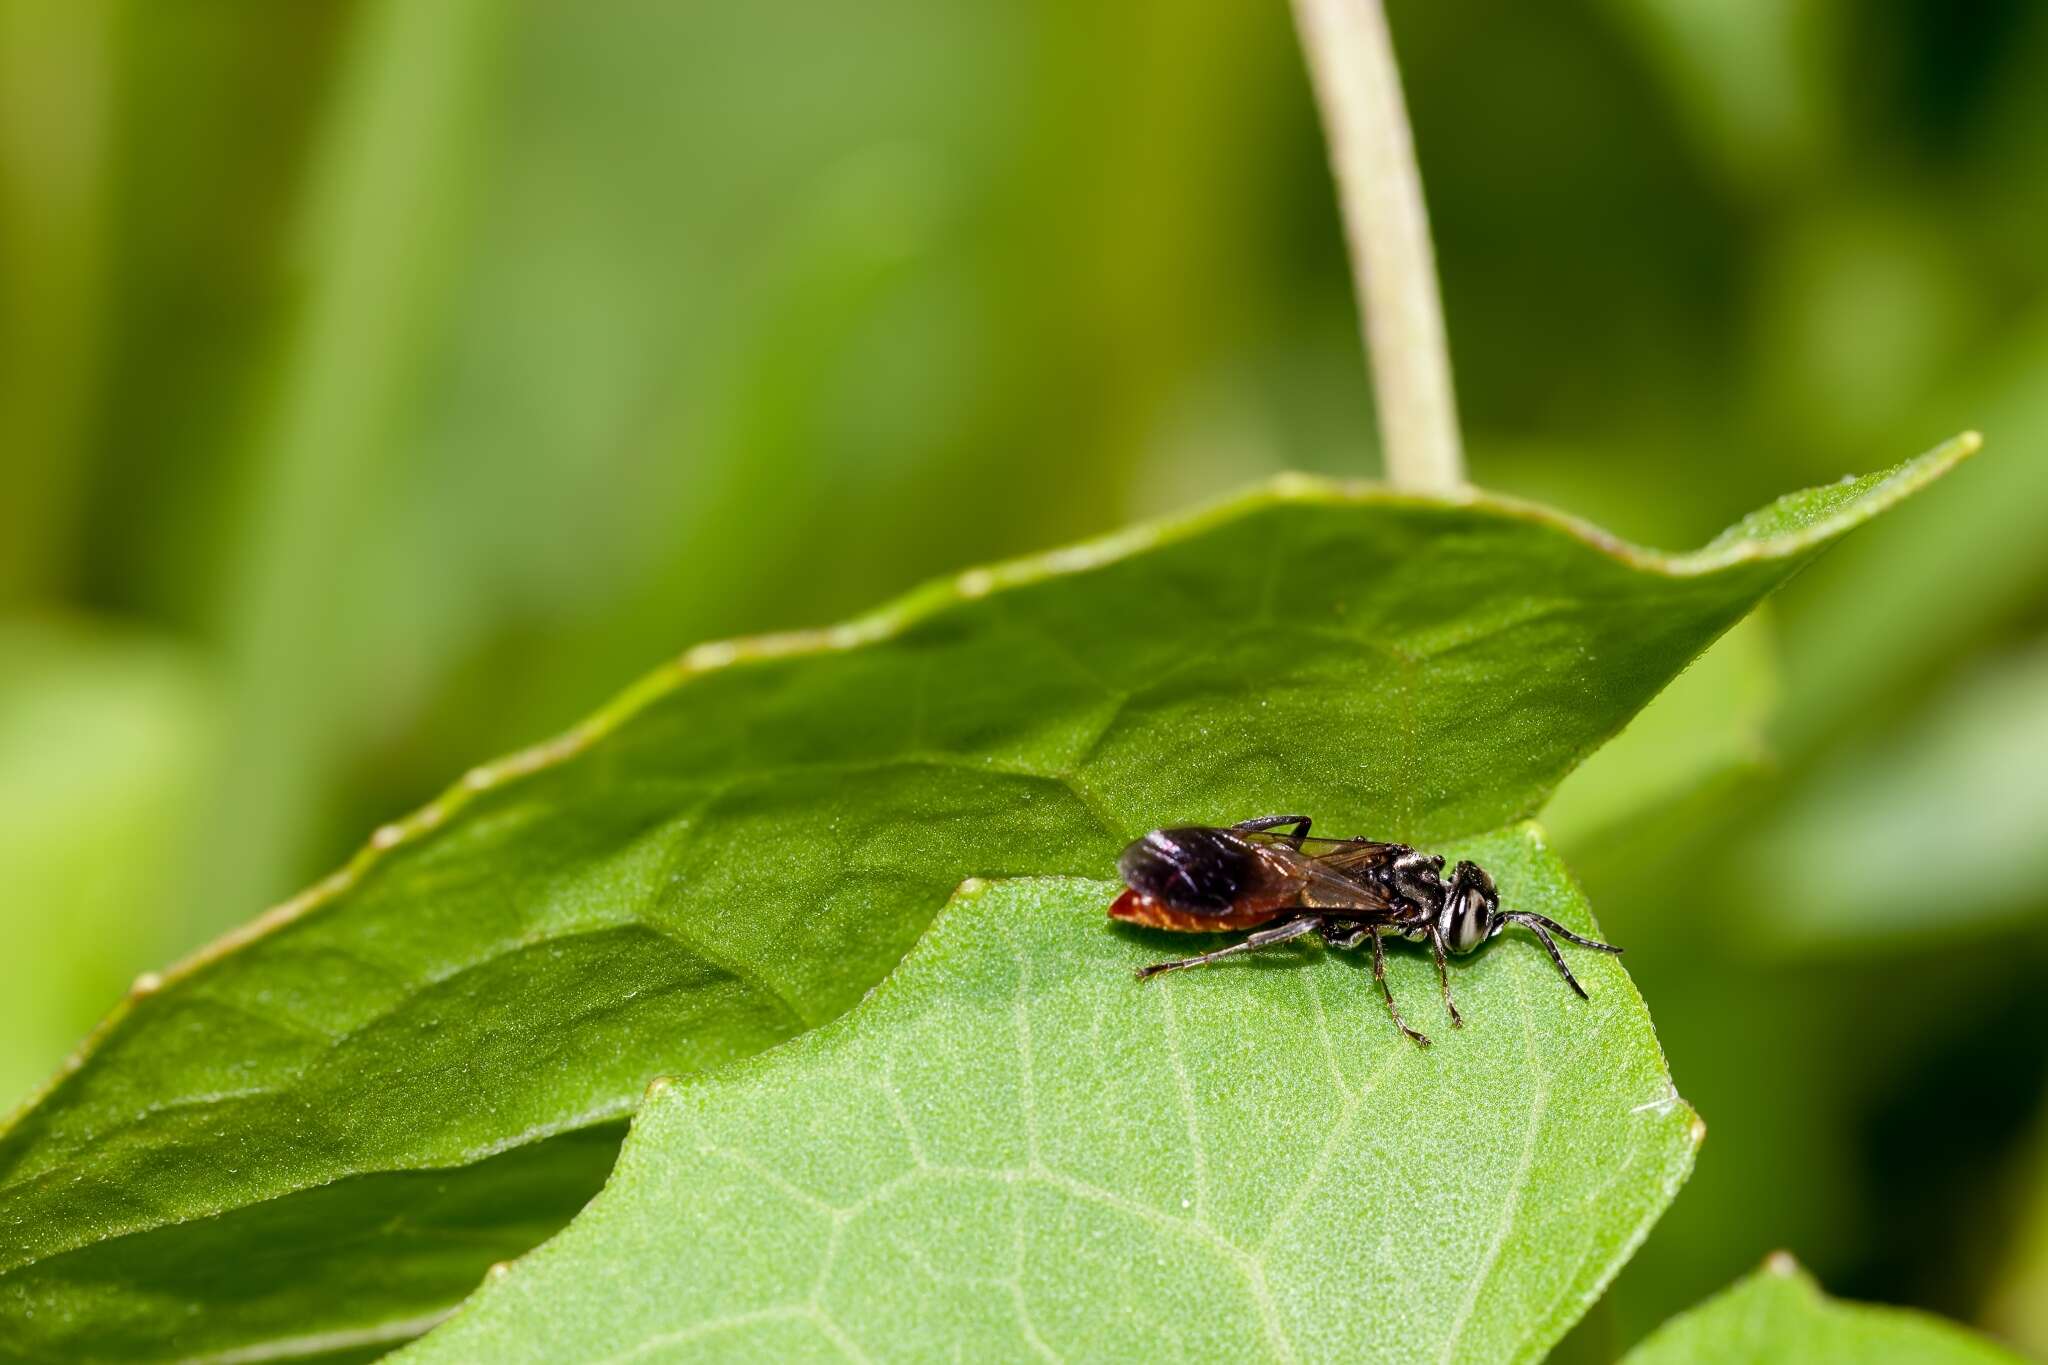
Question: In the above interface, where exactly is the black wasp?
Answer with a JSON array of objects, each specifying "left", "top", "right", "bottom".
[{"left": 1108, "top": 815, "right": 1621, "bottom": 1046}]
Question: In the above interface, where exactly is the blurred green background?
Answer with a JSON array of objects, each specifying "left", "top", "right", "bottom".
[{"left": 3, "top": 0, "right": 2045, "bottom": 1356}]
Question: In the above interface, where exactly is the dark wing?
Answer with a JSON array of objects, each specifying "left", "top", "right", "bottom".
[
  {"left": 1237, "top": 830, "right": 1400, "bottom": 874},
  {"left": 1238, "top": 832, "right": 1400, "bottom": 914}
]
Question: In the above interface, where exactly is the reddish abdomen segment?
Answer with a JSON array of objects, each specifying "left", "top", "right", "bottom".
[{"left": 1107, "top": 888, "right": 1292, "bottom": 932}]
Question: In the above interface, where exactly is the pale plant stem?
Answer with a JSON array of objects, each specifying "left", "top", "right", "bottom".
[{"left": 1289, "top": 0, "right": 1465, "bottom": 492}]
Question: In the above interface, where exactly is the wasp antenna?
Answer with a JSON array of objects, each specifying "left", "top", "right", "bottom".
[{"left": 1507, "top": 911, "right": 1621, "bottom": 955}]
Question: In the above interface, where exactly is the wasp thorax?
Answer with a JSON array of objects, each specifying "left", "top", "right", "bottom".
[
  {"left": 1116, "top": 827, "right": 1257, "bottom": 914},
  {"left": 1390, "top": 847, "right": 1446, "bottom": 907},
  {"left": 1440, "top": 860, "right": 1501, "bottom": 954}
]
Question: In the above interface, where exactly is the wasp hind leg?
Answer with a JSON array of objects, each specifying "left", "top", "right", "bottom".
[{"left": 1135, "top": 916, "right": 1321, "bottom": 980}]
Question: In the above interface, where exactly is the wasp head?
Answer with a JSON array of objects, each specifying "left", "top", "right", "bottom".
[{"left": 1439, "top": 860, "right": 1501, "bottom": 954}]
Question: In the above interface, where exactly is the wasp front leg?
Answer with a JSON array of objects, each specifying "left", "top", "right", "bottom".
[{"left": 1428, "top": 930, "right": 1464, "bottom": 1028}]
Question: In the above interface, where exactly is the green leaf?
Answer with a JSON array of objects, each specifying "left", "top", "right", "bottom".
[
  {"left": 1780, "top": 314, "right": 2048, "bottom": 748},
  {"left": 193, "top": 0, "right": 503, "bottom": 936},
  {"left": 0, "top": 437, "right": 1974, "bottom": 1361},
  {"left": 1752, "top": 638, "right": 2048, "bottom": 951},
  {"left": 1594, "top": 0, "right": 1836, "bottom": 194},
  {"left": 1541, "top": 613, "right": 1776, "bottom": 852},
  {"left": 0, "top": 0, "right": 114, "bottom": 600},
  {"left": 1621, "top": 1254, "right": 2026, "bottom": 1364},
  {"left": 1985, "top": 1105, "right": 2048, "bottom": 1355},
  {"left": 0, "top": 618, "right": 214, "bottom": 1111},
  {"left": 402, "top": 847, "right": 1694, "bottom": 1364}
]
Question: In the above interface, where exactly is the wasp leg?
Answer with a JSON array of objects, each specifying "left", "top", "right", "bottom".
[
  {"left": 1135, "top": 915, "right": 1321, "bottom": 980},
  {"left": 1319, "top": 920, "right": 1368, "bottom": 949},
  {"left": 1428, "top": 930, "right": 1464, "bottom": 1028},
  {"left": 1369, "top": 927, "right": 1432, "bottom": 1047},
  {"left": 1231, "top": 814, "right": 1313, "bottom": 847}
]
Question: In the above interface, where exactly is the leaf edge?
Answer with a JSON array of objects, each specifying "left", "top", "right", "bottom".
[{"left": 1, "top": 432, "right": 1975, "bottom": 1138}]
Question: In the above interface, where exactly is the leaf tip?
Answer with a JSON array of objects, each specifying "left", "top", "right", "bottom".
[
  {"left": 1689, "top": 1112, "right": 1708, "bottom": 1147},
  {"left": 1764, "top": 1249, "right": 1803, "bottom": 1279},
  {"left": 1892, "top": 428, "right": 1982, "bottom": 489}
]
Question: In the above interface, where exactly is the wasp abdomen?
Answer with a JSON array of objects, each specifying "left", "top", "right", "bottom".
[
  {"left": 1107, "top": 889, "right": 1286, "bottom": 932},
  {"left": 1115, "top": 827, "right": 1260, "bottom": 913}
]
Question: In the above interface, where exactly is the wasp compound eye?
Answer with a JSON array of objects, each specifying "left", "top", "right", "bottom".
[
  {"left": 1443, "top": 884, "right": 1495, "bottom": 953},
  {"left": 1115, "top": 827, "right": 1255, "bottom": 914}
]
